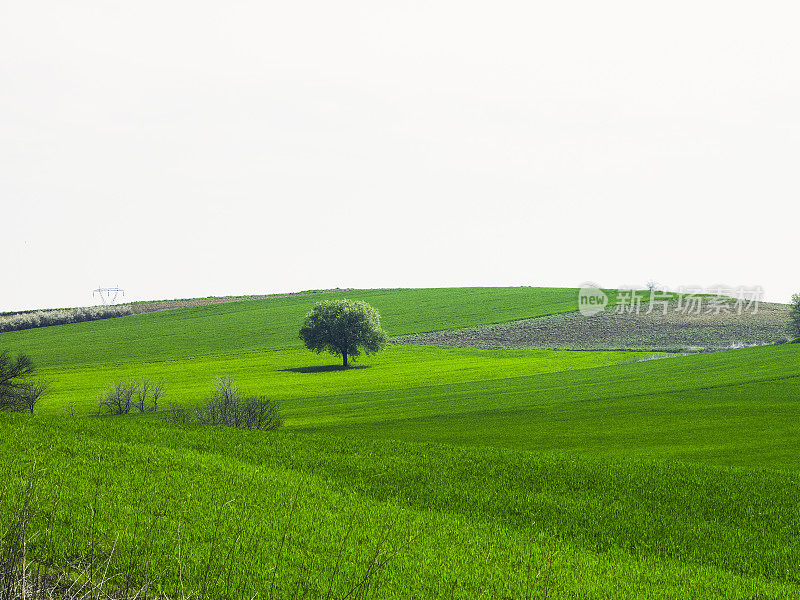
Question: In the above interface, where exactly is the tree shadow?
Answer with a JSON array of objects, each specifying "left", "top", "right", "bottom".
[{"left": 280, "top": 365, "right": 371, "bottom": 374}]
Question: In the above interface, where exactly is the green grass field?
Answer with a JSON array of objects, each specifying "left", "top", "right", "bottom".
[
  {"left": 1, "top": 287, "right": 589, "bottom": 368},
  {"left": 35, "top": 345, "right": 652, "bottom": 416},
  {"left": 3, "top": 415, "right": 800, "bottom": 599},
  {"left": 292, "top": 344, "right": 800, "bottom": 469},
  {"left": 1, "top": 287, "right": 798, "bottom": 598}
]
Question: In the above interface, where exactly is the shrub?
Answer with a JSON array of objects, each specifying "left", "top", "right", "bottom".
[
  {"left": 236, "top": 396, "right": 282, "bottom": 430},
  {"left": 166, "top": 403, "right": 192, "bottom": 424},
  {"left": 196, "top": 377, "right": 240, "bottom": 426},
  {"left": 133, "top": 378, "right": 165, "bottom": 412},
  {"left": 15, "top": 380, "right": 50, "bottom": 415},
  {"left": 0, "top": 350, "right": 48, "bottom": 414},
  {"left": 97, "top": 379, "right": 165, "bottom": 415},
  {"left": 167, "top": 377, "right": 282, "bottom": 431}
]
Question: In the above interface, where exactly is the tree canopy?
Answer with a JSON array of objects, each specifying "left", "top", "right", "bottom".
[
  {"left": 299, "top": 299, "right": 387, "bottom": 367},
  {"left": 789, "top": 293, "right": 800, "bottom": 340}
]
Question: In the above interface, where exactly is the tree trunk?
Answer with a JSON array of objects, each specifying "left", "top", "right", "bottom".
[{"left": 343, "top": 351, "right": 348, "bottom": 368}]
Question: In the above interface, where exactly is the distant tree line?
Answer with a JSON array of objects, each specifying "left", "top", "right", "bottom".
[{"left": 0, "top": 305, "right": 135, "bottom": 333}]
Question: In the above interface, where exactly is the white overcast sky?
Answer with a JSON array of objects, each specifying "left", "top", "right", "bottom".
[{"left": 1, "top": 1, "right": 797, "bottom": 311}]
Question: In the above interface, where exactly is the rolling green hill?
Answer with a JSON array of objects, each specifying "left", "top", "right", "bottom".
[
  {"left": 3, "top": 410, "right": 799, "bottom": 599},
  {"left": 0, "top": 287, "right": 591, "bottom": 368},
  {"left": 1, "top": 286, "right": 798, "bottom": 599},
  {"left": 288, "top": 343, "right": 800, "bottom": 469},
  {"left": 36, "top": 345, "right": 652, "bottom": 415}
]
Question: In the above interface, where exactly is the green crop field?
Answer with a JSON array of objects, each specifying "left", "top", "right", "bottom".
[
  {"left": 34, "top": 345, "right": 651, "bottom": 416},
  {"left": 1, "top": 287, "right": 798, "bottom": 599},
  {"left": 291, "top": 343, "right": 800, "bottom": 469},
  {"left": 0, "top": 287, "right": 591, "bottom": 368}
]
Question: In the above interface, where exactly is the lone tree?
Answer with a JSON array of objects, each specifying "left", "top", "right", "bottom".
[
  {"left": 299, "top": 299, "right": 388, "bottom": 367},
  {"left": 789, "top": 293, "right": 800, "bottom": 341}
]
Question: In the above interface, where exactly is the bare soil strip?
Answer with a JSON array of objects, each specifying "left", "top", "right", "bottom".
[{"left": 393, "top": 301, "right": 792, "bottom": 351}]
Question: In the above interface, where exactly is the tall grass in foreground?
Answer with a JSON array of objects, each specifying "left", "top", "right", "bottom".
[
  {"left": 2, "top": 414, "right": 800, "bottom": 598},
  {"left": 0, "top": 461, "right": 424, "bottom": 600},
  {"left": 0, "top": 464, "right": 159, "bottom": 599}
]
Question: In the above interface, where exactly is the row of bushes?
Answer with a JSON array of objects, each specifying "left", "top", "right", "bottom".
[
  {"left": 2, "top": 346, "right": 282, "bottom": 431},
  {"left": 96, "top": 377, "right": 282, "bottom": 431},
  {"left": 96, "top": 378, "right": 164, "bottom": 415},
  {"left": 165, "top": 377, "right": 282, "bottom": 430},
  {"left": 0, "top": 305, "right": 135, "bottom": 333}
]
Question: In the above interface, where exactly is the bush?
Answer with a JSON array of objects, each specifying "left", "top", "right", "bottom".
[
  {"left": 167, "top": 377, "right": 282, "bottom": 431},
  {"left": 166, "top": 403, "right": 193, "bottom": 424},
  {"left": 97, "top": 378, "right": 164, "bottom": 415},
  {"left": 0, "top": 351, "right": 48, "bottom": 414},
  {"left": 134, "top": 378, "right": 165, "bottom": 412},
  {"left": 15, "top": 380, "right": 50, "bottom": 415}
]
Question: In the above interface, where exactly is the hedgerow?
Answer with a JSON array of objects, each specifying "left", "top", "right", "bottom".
[{"left": 0, "top": 305, "right": 135, "bottom": 333}]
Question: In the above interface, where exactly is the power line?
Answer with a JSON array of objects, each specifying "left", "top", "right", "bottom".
[{"left": 93, "top": 286, "right": 125, "bottom": 305}]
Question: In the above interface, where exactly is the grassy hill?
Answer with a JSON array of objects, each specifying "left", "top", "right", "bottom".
[
  {"left": 3, "top": 415, "right": 799, "bottom": 599},
  {"left": 290, "top": 343, "right": 800, "bottom": 469},
  {"left": 1, "top": 287, "right": 590, "bottom": 368},
  {"left": 35, "top": 345, "right": 651, "bottom": 415},
  {"left": 2, "top": 286, "right": 798, "bottom": 598}
]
